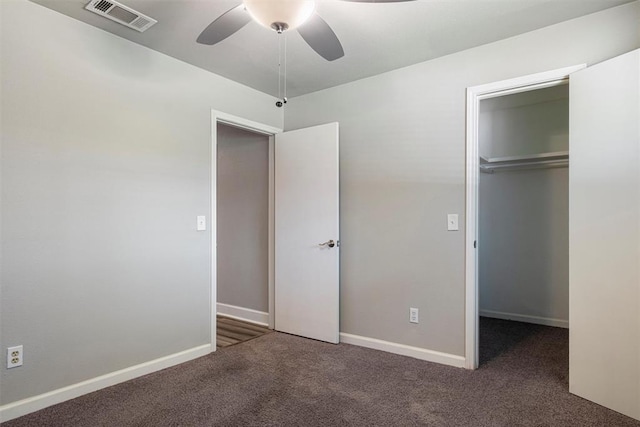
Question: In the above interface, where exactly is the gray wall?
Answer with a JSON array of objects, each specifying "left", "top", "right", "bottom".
[
  {"left": 479, "top": 88, "right": 569, "bottom": 159},
  {"left": 217, "top": 124, "right": 269, "bottom": 313},
  {"left": 0, "top": 0, "right": 281, "bottom": 405},
  {"left": 285, "top": 2, "right": 639, "bottom": 356},
  {"left": 478, "top": 91, "right": 569, "bottom": 324},
  {"left": 479, "top": 168, "right": 569, "bottom": 323}
]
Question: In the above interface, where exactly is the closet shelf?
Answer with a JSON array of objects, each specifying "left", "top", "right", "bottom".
[{"left": 480, "top": 151, "right": 568, "bottom": 173}]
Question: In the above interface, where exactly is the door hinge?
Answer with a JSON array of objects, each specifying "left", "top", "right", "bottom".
[{"left": 474, "top": 240, "right": 477, "bottom": 249}]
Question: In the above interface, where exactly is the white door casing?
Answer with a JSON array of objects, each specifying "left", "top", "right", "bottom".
[
  {"left": 569, "top": 49, "right": 640, "bottom": 421},
  {"left": 210, "top": 110, "right": 282, "bottom": 349},
  {"left": 464, "top": 64, "right": 586, "bottom": 369},
  {"left": 275, "top": 122, "right": 340, "bottom": 344}
]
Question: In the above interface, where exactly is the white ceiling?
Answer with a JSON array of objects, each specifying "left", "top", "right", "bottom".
[{"left": 30, "top": 0, "right": 632, "bottom": 98}]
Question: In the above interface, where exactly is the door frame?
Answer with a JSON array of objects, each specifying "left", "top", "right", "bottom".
[
  {"left": 464, "top": 64, "right": 585, "bottom": 369},
  {"left": 210, "top": 110, "right": 282, "bottom": 350}
]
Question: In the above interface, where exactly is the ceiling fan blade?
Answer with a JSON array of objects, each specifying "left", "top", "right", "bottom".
[
  {"left": 297, "top": 13, "right": 344, "bottom": 61},
  {"left": 197, "top": 4, "right": 251, "bottom": 45}
]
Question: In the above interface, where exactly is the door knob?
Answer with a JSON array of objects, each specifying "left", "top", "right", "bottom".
[{"left": 319, "top": 239, "right": 336, "bottom": 248}]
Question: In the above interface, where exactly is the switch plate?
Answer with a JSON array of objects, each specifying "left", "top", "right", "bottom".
[
  {"left": 409, "top": 308, "right": 419, "bottom": 324},
  {"left": 196, "top": 216, "right": 206, "bottom": 231},
  {"left": 447, "top": 214, "right": 459, "bottom": 231}
]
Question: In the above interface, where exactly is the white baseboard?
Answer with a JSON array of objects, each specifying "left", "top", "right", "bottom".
[
  {"left": 217, "top": 303, "right": 269, "bottom": 326},
  {"left": 0, "top": 344, "right": 212, "bottom": 423},
  {"left": 480, "top": 309, "right": 569, "bottom": 328},
  {"left": 339, "top": 333, "right": 466, "bottom": 368}
]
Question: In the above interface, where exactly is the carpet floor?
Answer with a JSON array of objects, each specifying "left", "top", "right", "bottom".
[
  {"left": 216, "top": 316, "right": 271, "bottom": 348},
  {"left": 4, "top": 318, "right": 639, "bottom": 426}
]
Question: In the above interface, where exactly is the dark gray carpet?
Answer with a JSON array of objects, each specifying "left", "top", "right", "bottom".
[{"left": 4, "top": 318, "right": 639, "bottom": 426}]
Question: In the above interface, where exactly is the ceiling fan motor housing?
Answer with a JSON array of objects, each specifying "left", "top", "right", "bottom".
[
  {"left": 243, "top": 0, "right": 315, "bottom": 31},
  {"left": 271, "top": 22, "right": 289, "bottom": 33}
]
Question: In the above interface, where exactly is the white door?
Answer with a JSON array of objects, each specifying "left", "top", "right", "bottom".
[
  {"left": 569, "top": 49, "right": 640, "bottom": 420},
  {"left": 275, "top": 122, "right": 340, "bottom": 343}
]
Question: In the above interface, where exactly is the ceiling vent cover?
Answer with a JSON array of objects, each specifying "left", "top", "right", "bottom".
[{"left": 85, "top": 0, "right": 157, "bottom": 32}]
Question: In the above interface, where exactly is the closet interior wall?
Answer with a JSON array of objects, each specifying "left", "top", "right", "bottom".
[{"left": 478, "top": 85, "right": 570, "bottom": 327}]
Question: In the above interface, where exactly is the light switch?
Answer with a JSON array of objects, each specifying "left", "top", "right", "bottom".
[
  {"left": 447, "top": 214, "right": 459, "bottom": 231},
  {"left": 197, "top": 216, "right": 206, "bottom": 231}
]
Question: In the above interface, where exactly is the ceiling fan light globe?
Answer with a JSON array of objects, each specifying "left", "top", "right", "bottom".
[{"left": 243, "top": 0, "right": 316, "bottom": 31}]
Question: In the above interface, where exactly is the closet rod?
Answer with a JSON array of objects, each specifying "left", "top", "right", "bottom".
[{"left": 480, "top": 158, "right": 568, "bottom": 173}]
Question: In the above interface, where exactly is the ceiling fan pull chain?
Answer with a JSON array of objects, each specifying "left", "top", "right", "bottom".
[
  {"left": 276, "top": 32, "right": 288, "bottom": 108},
  {"left": 284, "top": 33, "right": 287, "bottom": 104},
  {"left": 278, "top": 33, "right": 282, "bottom": 104}
]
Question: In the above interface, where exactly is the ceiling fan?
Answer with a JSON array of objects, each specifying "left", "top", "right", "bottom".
[{"left": 197, "top": 0, "right": 414, "bottom": 62}]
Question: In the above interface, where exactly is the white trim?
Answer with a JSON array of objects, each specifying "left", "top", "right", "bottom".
[
  {"left": 210, "top": 112, "right": 217, "bottom": 350},
  {"left": 214, "top": 111, "right": 282, "bottom": 136},
  {"left": 471, "top": 65, "right": 582, "bottom": 100},
  {"left": 217, "top": 303, "right": 269, "bottom": 327},
  {"left": 268, "top": 136, "right": 275, "bottom": 329},
  {"left": 478, "top": 79, "right": 568, "bottom": 100},
  {"left": 211, "top": 110, "right": 282, "bottom": 343},
  {"left": 464, "top": 64, "right": 586, "bottom": 370},
  {"left": 480, "top": 309, "right": 569, "bottom": 328},
  {"left": 340, "top": 333, "right": 465, "bottom": 369},
  {"left": 465, "top": 84, "right": 480, "bottom": 369},
  {"left": 0, "top": 344, "right": 211, "bottom": 423}
]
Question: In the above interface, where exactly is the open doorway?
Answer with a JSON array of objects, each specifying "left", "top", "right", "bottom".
[
  {"left": 477, "top": 84, "right": 569, "bottom": 367},
  {"left": 465, "top": 52, "right": 640, "bottom": 419},
  {"left": 210, "top": 111, "right": 282, "bottom": 350},
  {"left": 209, "top": 112, "right": 340, "bottom": 349},
  {"left": 464, "top": 65, "right": 585, "bottom": 369},
  {"left": 215, "top": 122, "right": 272, "bottom": 348}
]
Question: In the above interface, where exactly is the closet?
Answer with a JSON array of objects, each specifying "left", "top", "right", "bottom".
[{"left": 478, "top": 83, "right": 569, "bottom": 332}]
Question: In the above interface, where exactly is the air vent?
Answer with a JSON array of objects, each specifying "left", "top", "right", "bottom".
[{"left": 85, "top": 0, "right": 157, "bottom": 33}]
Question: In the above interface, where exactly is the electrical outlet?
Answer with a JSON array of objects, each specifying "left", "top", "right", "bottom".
[
  {"left": 7, "top": 345, "right": 23, "bottom": 368},
  {"left": 409, "top": 308, "right": 419, "bottom": 324}
]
